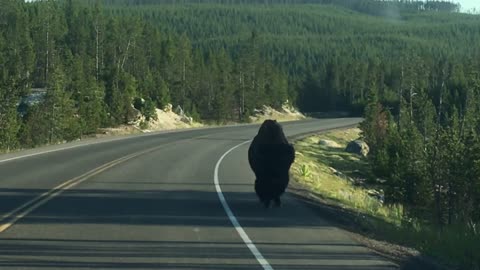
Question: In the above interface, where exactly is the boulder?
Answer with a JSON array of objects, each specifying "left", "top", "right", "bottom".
[
  {"left": 127, "top": 105, "right": 142, "bottom": 125},
  {"left": 163, "top": 103, "right": 173, "bottom": 113},
  {"left": 180, "top": 115, "right": 193, "bottom": 124},
  {"left": 367, "top": 189, "right": 385, "bottom": 203},
  {"left": 174, "top": 105, "right": 185, "bottom": 116},
  {"left": 253, "top": 108, "right": 264, "bottom": 114},
  {"left": 319, "top": 139, "right": 341, "bottom": 148},
  {"left": 345, "top": 140, "right": 369, "bottom": 157}
]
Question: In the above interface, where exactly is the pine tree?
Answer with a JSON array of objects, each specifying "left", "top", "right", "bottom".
[
  {"left": 156, "top": 77, "right": 171, "bottom": 109},
  {"left": 171, "top": 33, "right": 193, "bottom": 108},
  {"left": 44, "top": 67, "right": 81, "bottom": 143},
  {"left": 0, "top": 92, "right": 20, "bottom": 151},
  {"left": 142, "top": 97, "right": 157, "bottom": 122},
  {"left": 381, "top": 116, "right": 405, "bottom": 205},
  {"left": 359, "top": 80, "right": 387, "bottom": 154},
  {"left": 79, "top": 77, "right": 105, "bottom": 134},
  {"left": 0, "top": 0, "right": 34, "bottom": 151},
  {"left": 401, "top": 122, "right": 430, "bottom": 216}
]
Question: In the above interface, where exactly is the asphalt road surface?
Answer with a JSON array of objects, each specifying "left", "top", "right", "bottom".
[{"left": 0, "top": 118, "right": 399, "bottom": 270}]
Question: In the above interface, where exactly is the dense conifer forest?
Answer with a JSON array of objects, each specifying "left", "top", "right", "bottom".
[{"left": 2, "top": 0, "right": 478, "bottom": 149}]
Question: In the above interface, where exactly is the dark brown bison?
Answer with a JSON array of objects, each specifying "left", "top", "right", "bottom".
[{"left": 248, "top": 120, "right": 295, "bottom": 208}]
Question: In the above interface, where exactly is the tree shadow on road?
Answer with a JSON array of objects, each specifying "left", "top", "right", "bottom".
[
  {"left": 0, "top": 237, "right": 394, "bottom": 269},
  {"left": 0, "top": 187, "right": 397, "bottom": 270},
  {"left": 0, "top": 188, "right": 332, "bottom": 227}
]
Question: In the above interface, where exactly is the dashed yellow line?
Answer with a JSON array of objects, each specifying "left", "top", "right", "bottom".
[{"left": 0, "top": 138, "right": 197, "bottom": 234}]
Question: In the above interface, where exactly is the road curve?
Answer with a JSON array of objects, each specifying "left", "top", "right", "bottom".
[{"left": 0, "top": 118, "right": 398, "bottom": 270}]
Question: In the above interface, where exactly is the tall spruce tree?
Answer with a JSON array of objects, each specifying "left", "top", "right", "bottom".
[{"left": 0, "top": 0, "right": 33, "bottom": 151}]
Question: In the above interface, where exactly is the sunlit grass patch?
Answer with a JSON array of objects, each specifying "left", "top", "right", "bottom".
[
  {"left": 291, "top": 128, "right": 404, "bottom": 225},
  {"left": 291, "top": 128, "right": 480, "bottom": 269}
]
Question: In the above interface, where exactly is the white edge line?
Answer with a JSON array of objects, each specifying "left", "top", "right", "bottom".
[
  {"left": 0, "top": 126, "right": 205, "bottom": 164},
  {"left": 214, "top": 140, "right": 274, "bottom": 270},
  {"left": 0, "top": 142, "right": 100, "bottom": 164},
  {"left": 0, "top": 136, "right": 139, "bottom": 164}
]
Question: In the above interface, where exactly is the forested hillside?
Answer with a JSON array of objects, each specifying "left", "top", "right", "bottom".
[{"left": 1, "top": 0, "right": 479, "bottom": 152}]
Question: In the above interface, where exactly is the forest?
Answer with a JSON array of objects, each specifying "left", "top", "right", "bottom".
[
  {"left": 2, "top": 0, "right": 478, "bottom": 151},
  {"left": 1, "top": 0, "right": 480, "bottom": 267}
]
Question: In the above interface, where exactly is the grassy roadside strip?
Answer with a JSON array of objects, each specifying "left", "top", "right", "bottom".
[{"left": 288, "top": 128, "right": 478, "bottom": 270}]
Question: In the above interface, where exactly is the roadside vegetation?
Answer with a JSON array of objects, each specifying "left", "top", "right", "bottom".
[
  {"left": 95, "top": 103, "right": 304, "bottom": 137},
  {"left": 291, "top": 128, "right": 480, "bottom": 269},
  {"left": 292, "top": 129, "right": 402, "bottom": 223}
]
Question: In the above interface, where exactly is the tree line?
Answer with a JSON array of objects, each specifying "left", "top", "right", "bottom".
[
  {"left": 1, "top": 0, "right": 479, "bottom": 153},
  {"left": 1, "top": 0, "right": 290, "bottom": 151},
  {"left": 98, "top": 0, "right": 460, "bottom": 14},
  {"left": 104, "top": 1, "right": 480, "bottom": 113},
  {"left": 360, "top": 54, "right": 480, "bottom": 268}
]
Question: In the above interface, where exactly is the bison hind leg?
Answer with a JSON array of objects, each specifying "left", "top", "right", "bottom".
[
  {"left": 263, "top": 199, "right": 271, "bottom": 208},
  {"left": 255, "top": 179, "right": 273, "bottom": 208},
  {"left": 273, "top": 197, "right": 281, "bottom": 207}
]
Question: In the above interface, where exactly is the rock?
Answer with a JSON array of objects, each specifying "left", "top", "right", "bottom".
[
  {"left": 180, "top": 115, "right": 193, "bottom": 124},
  {"left": 163, "top": 103, "right": 173, "bottom": 112},
  {"left": 127, "top": 105, "right": 142, "bottom": 125},
  {"left": 345, "top": 140, "right": 369, "bottom": 157},
  {"left": 330, "top": 154, "right": 344, "bottom": 161},
  {"left": 348, "top": 156, "right": 360, "bottom": 161},
  {"left": 280, "top": 106, "right": 289, "bottom": 114},
  {"left": 353, "top": 178, "right": 366, "bottom": 185},
  {"left": 376, "top": 178, "right": 387, "bottom": 184},
  {"left": 367, "top": 189, "right": 385, "bottom": 203},
  {"left": 253, "top": 108, "right": 264, "bottom": 114},
  {"left": 319, "top": 139, "right": 341, "bottom": 148},
  {"left": 261, "top": 105, "right": 274, "bottom": 116},
  {"left": 174, "top": 105, "right": 185, "bottom": 116}
]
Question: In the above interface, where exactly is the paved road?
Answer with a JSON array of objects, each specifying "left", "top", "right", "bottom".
[{"left": 0, "top": 118, "right": 398, "bottom": 270}]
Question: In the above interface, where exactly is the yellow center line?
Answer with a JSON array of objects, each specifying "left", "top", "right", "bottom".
[{"left": 0, "top": 137, "right": 202, "bottom": 234}]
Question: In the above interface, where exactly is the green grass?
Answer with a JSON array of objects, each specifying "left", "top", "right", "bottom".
[
  {"left": 291, "top": 128, "right": 480, "bottom": 269},
  {"left": 292, "top": 128, "right": 404, "bottom": 225}
]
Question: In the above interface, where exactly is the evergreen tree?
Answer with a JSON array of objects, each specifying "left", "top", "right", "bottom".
[
  {"left": 44, "top": 67, "right": 81, "bottom": 143},
  {"left": 0, "top": 0, "right": 34, "bottom": 151}
]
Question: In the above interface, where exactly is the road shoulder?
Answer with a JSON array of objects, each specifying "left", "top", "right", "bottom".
[{"left": 287, "top": 128, "right": 449, "bottom": 270}]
